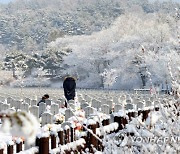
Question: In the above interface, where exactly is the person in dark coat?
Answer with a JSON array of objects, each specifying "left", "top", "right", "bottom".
[
  {"left": 63, "top": 76, "right": 76, "bottom": 103},
  {"left": 37, "top": 94, "right": 49, "bottom": 106}
]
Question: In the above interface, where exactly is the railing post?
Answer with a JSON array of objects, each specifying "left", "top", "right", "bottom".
[
  {"left": 7, "top": 144, "right": 13, "bottom": 154},
  {"left": 39, "top": 137, "right": 49, "bottom": 154},
  {"left": 16, "top": 138, "right": 23, "bottom": 153},
  {"left": 58, "top": 129, "right": 63, "bottom": 145},
  {"left": 64, "top": 125, "right": 70, "bottom": 144},
  {"left": 70, "top": 126, "right": 75, "bottom": 142},
  {"left": 50, "top": 134, "right": 57, "bottom": 149},
  {"left": 16, "top": 142, "right": 22, "bottom": 153},
  {"left": 114, "top": 116, "right": 127, "bottom": 131},
  {"left": 0, "top": 149, "right": 3, "bottom": 154},
  {"left": 102, "top": 118, "right": 110, "bottom": 126},
  {"left": 88, "top": 123, "right": 97, "bottom": 152}
]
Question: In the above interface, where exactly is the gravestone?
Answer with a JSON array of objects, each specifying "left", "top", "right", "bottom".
[
  {"left": 81, "top": 103, "right": 89, "bottom": 110},
  {"left": 68, "top": 103, "right": 75, "bottom": 110},
  {"left": 24, "top": 98, "right": 31, "bottom": 105},
  {"left": 9, "top": 101, "right": 14, "bottom": 108},
  {"left": 126, "top": 103, "right": 134, "bottom": 110},
  {"left": 56, "top": 100, "right": 64, "bottom": 108},
  {"left": 91, "top": 99, "right": 101, "bottom": 110},
  {"left": 6, "top": 97, "right": 13, "bottom": 104},
  {"left": 154, "top": 100, "right": 160, "bottom": 107},
  {"left": 145, "top": 101, "right": 152, "bottom": 107},
  {"left": 61, "top": 121, "right": 72, "bottom": 129},
  {"left": 136, "top": 102, "right": 145, "bottom": 110},
  {"left": 0, "top": 102, "right": 3, "bottom": 111},
  {"left": 84, "top": 106, "right": 95, "bottom": 118},
  {"left": 41, "top": 112, "right": 53, "bottom": 126},
  {"left": 45, "top": 99, "right": 51, "bottom": 106},
  {"left": 113, "top": 97, "right": 119, "bottom": 104},
  {"left": 65, "top": 109, "right": 74, "bottom": 121},
  {"left": 31, "top": 100, "right": 37, "bottom": 106},
  {"left": 20, "top": 103, "right": 29, "bottom": 112},
  {"left": 50, "top": 104, "right": 59, "bottom": 115},
  {"left": 14, "top": 101, "right": 22, "bottom": 110},
  {"left": 106, "top": 100, "right": 113, "bottom": 109},
  {"left": 68, "top": 100, "right": 74, "bottom": 104},
  {"left": 101, "top": 104, "right": 110, "bottom": 115},
  {"left": 126, "top": 99, "right": 132, "bottom": 104},
  {"left": 29, "top": 105, "right": 39, "bottom": 118},
  {"left": 39, "top": 102, "right": 46, "bottom": 117},
  {"left": 2, "top": 103, "right": 10, "bottom": 111},
  {"left": 114, "top": 104, "right": 123, "bottom": 113}
]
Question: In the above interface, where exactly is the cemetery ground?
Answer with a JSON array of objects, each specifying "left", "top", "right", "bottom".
[{"left": 0, "top": 87, "right": 179, "bottom": 154}]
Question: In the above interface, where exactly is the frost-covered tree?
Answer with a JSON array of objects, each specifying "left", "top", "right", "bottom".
[{"left": 49, "top": 10, "right": 180, "bottom": 89}]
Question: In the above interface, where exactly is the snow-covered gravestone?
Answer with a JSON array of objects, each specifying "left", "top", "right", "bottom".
[
  {"left": 50, "top": 104, "right": 59, "bottom": 115},
  {"left": 113, "top": 97, "right": 119, "bottom": 104},
  {"left": 65, "top": 109, "right": 74, "bottom": 121},
  {"left": 20, "top": 103, "right": 29, "bottom": 112},
  {"left": 125, "top": 104, "right": 134, "bottom": 110},
  {"left": 29, "top": 105, "right": 39, "bottom": 118},
  {"left": 2, "top": 103, "right": 10, "bottom": 111},
  {"left": 31, "top": 100, "right": 37, "bottom": 106},
  {"left": 84, "top": 95, "right": 92, "bottom": 103},
  {"left": 6, "top": 97, "right": 13, "bottom": 104},
  {"left": 81, "top": 99, "right": 87, "bottom": 104},
  {"left": 106, "top": 100, "right": 113, "bottom": 109},
  {"left": 91, "top": 99, "right": 101, "bottom": 110},
  {"left": 101, "top": 98, "right": 107, "bottom": 105},
  {"left": 68, "top": 100, "right": 74, "bottom": 104},
  {"left": 81, "top": 103, "right": 89, "bottom": 110},
  {"left": 84, "top": 106, "right": 95, "bottom": 118},
  {"left": 56, "top": 100, "right": 64, "bottom": 108},
  {"left": 126, "top": 99, "right": 132, "bottom": 104},
  {"left": 39, "top": 102, "right": 46, "bottom": 117},
  {"left": 0, "top": 102, "right": 3, "bottom": 111},
  {"left": 41, "top": 112, "right": 53, "bottom": 126},
  {"left": 114, "top": 104, "right": 123, "bottom": 113},
  {"left": 14, "top": 100, "right": 22, "bottom": 110},
  {"left": 68, "top": 103, "right": 75, "bottom": 110},
  {"left": 61, "top": 121, "right": 72, "bottom": 129},
  {"left": 145, "top": 101, "right": 152, "bottom": 107},
  {"left": 45, "top": 99, "right": 51, "bottom": 106},
  {"left": 101, "top": 104, "right": 110, "bottom": 115},
  {"left": 136, "top": 102, "right": 145, "bottom": 110},
  {"left": 154, "top": 100, "right": 160, "bottom": 108},
  {"left": 24, "top": 98, "right": 31, "bottom": 105}
]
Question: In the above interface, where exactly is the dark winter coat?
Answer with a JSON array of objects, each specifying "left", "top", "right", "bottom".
[{"left": 63, "top": 77, "right": 76, "bottom": 101}]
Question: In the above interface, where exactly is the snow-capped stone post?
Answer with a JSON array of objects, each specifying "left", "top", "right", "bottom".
[
  {"left": 16, "top": 138, "right": 23, "bottom": 153},
  {"left": 114, "top": 111, "right": 128, "bottom": 132},
  {"left": 39, "top": 137, "right": 49, "bottom": 154},
  {"left": 87, "top": 119, "right": 98, "bottom": 152},
  {"left": 70, "top": 124, "right": 75, "bottom": 142},
  {"left": 57, "top": 128, "right": 63, "bottom": 145},
  {"left": 64, "top": 125, "right": 70, "bottom": 144},
  {"left": 102, "top": 116, "right": 110, "bottom": 126},
  {"left": 126, "top": 104, "right": 137, "bottom": 121},
  {"left": 0, "top": 149, "right": 3, "bottom": 154},
  {"left": 7, "top": 141, "right": 13, "bottom": 154},
  {"left": 50, "top": 130, "right": 57, "bottom": 149}
]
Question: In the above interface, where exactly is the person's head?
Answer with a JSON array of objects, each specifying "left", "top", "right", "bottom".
[{"left": 43, "top": 94, "right": 49, "bottom": 99}]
